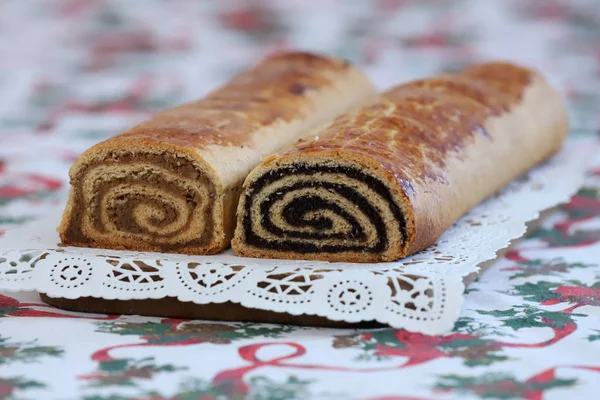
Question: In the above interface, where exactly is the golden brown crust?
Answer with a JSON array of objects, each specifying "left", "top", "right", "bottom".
[
  {"left": 111, "top": 52, "right": 356, "bottom": 150},
  {"left": 58, "top": 52, "right": 375, "bottom": 254},
  {"left": 283, "top": 62, "right": 534, "bottom": 190},
  {"left": 232, "top": 62, "right": 569, "bottom": 262}
]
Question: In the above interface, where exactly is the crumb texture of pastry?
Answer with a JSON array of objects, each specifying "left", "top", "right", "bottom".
[
  {"left": 232, "top": 62, "right": 570, "bottom": 262},
  {"left": 58, "top": 51, "right": 375, "bottom": 254}
]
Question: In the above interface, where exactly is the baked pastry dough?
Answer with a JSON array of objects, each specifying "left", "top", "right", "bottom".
[
  {"left": 232, "top": 62, "right": 569, "bottom": 262},
  {"left": 58, "top": 52, "right": 375, "bottom": 254}
]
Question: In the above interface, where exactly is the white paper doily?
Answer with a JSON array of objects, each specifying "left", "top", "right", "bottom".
[{"left": 0, "top": 139, "right": 596, "bottom": 334}]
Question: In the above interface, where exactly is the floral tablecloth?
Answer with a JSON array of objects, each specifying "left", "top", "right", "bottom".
[{"left": 1, "top": 1, "right": 600, "bottom": 399}]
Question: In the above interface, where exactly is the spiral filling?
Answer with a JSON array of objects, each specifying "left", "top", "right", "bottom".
[
  {"left": 65, "top": 152, "right": 217, "bottom": 251},
  {"left": 242, "top": 163, "right": 407, "bottom": 254}
]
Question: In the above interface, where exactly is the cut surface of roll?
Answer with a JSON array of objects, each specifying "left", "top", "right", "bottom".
[
  {"left": 59, "top": 52, "right": 375, "bottom": 254},
  {"left": 232, "top": 62, "right": 569, "bottom": 262}
]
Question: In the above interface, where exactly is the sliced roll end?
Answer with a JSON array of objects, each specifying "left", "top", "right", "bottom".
[
  {"left": 59, "top": 140, "right": 235, "bottom": 255},
  {"left": 232, "top": 151, "right": 416, "bottom": 263}
]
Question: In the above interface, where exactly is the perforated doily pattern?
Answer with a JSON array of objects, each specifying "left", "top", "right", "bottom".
[{"left": 0, "top": 142, "right": 594, "bottom": 334}]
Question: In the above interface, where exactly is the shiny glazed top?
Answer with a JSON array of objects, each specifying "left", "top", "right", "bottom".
[
  {"left": 106, "top": 52, "right": 353, "bottom": 149},
  {"left": 283, "top": 62, "right": 533, "bottom": 194}
]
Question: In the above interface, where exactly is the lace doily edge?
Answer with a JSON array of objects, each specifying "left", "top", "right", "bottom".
[
  {"left": 0, "top": 260, "right": 465, "bottom": 334},
  {"left": 37, "top": 282, "right": 466, "bottom": 335}
]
